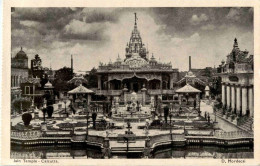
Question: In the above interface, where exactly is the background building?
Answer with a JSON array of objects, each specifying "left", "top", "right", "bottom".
[
  {"left": 11, "top": 47, "right": 29, "bottom": 100},
  {"left": 218, "top": 38, "right": 254, "bottom": 117},
  {"left": 96, "top": 14, "right": 179, "bottom": 105}
]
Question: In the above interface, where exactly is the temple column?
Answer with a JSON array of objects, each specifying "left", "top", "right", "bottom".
[
  {"left": 249, "top": 86, "right": 254, "bottom": 117},
  {"left": 108, "top": 81, "right": 111, "bottom": 90},
  {"left": 236, "top": 86, "right": 241, "bottom": 115},
  {"left": 170, "top": 74, "right": 173, "bottom": 89},
  {"left": 141, "top": 86, "right": 147, "bottom": 106},
  {"left": 231, "top": 85, "right": 236, "bottom": 113},
  {"left": 241, "top": 86, "right": 248, "bottom": 115},
  {"left": 160, "top": 74, "right": 162, "bottom": 90},
  {"left": 221, "top": 83, "right": 226, "bottom": 107},
  {"left": 11, "top": 76, "right": 12, "bottom": 87},
  {"left": 87, "top": 94, "right": 92, "bottom": 105},
  {"left": 226, "top": 85, "right": 230, "bottom": 108},
  {"left": 130, "top": 82, "right": 133, "bottom": 91},
  {"left": 97, "top": 75, "right": 102, "bottom": 90},
  {"left": 123, "top": 87, "right": 128, "bottom": 105},
  {"left": 16, "top": 76, "right": 18, "bottom": 87}
]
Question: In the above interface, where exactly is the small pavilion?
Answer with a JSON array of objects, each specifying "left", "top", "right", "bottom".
[
  {"left": 67, "top": 75, "right": 88, "bottom": 86},
  {"left": 68, "top": 84, "right": 94, "bottom": 108},
  {"left": 176, "top": 83, "right": 201, "bottom": 108}
]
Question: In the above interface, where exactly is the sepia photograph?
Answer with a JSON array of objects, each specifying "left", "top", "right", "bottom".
[{"left": 2, "top": 1, "right": 259, "bottom": 165}]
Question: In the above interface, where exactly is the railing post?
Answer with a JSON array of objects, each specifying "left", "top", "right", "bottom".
[
  {"left": 102, "top": 137, "right": 110, "bottom": 159},
  {"left": 144, "top": 137, "right": 151, "bottom": 158}
]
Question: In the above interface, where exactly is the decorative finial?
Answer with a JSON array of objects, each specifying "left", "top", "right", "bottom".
[
  {"left": 233, "top": 38, "right": 238, "bottom": 48},
  {"left": 21, "top": 47, "right": 22, "bottom": 51}
]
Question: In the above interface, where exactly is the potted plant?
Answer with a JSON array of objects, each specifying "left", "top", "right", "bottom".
[{"left": 231, "top": 114, "right": 236, "bottom": 122}]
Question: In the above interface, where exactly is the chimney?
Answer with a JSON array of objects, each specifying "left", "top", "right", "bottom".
[
  {"left": 189, "top": 56, "right": 191, "bottom": 71},
  {"left": 71, "top": 55, "right": 73, "bottom": 75}
]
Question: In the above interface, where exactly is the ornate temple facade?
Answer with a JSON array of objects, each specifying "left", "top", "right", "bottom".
[
  {"left": 96, "top": 14, "right": 179, "bottom": 105},
  {"left": 218, "top": 38, "right": 254, "bottom": 117},
  {"left": 11, "top": 47, "right": 29, "bottom": 100}
]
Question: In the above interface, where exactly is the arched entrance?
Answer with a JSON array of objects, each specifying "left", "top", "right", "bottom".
[{"left": 122, "top": 76, "right": 147, "bottom": 92}]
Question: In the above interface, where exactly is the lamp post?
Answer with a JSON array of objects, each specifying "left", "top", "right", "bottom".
[
  {"left": 63, "top": 96, "right": 68, "bottom": 117},
  {"left": 169, "top": 114, "right": 173, "bottom": 141},
  {"left": 86, "top": 111, "right": 89, "bottom": 135},
  {"left": 198, "top": 94, "right": 201, "bottom": 117}
]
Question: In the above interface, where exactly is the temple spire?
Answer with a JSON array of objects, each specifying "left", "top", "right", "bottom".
[
  {"left": 71, "top": 54, "right": 73, "bottom": 75},
  {"left": 134, "top": 12, "right": 138, "bottom": 25}
]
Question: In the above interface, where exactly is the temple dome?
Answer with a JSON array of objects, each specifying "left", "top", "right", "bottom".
[
  {"left": 44, "top": 81, "right": 53, "bottom": 89},
  {"left": 15, "top": 47, "right": 28, "bottom": 59},
  {"left": 149, "top": 54, "right": 157, "bottom": 63},
  {"left": 116, "top": 54, "right": 122, "bottom": 62},
  {"left": 185, "top": 71, "right": 196, "bottom": 78}
]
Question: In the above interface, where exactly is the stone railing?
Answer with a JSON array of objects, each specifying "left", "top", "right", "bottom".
[
  {"left": 215, "top": 130, "right": 252, "bottom": 139},
  {"left": 95, "top": 90, "right": 108, "bottom": 95},
  {"left": 147, "top": 89, "right": 162, "bottom": 95},
  {"left": 11, "top": 130, "right": 42, "bottom": 139},
  {"left": 162, "top": 89, "right": 176, "bottom": 94},
  {"left": 86, "top": 135, "right": 105, "bottom": 146},
  {"left": 43, "top": 131, "right": 72, "bottom": 137},
  {"left": 94, "top": 90, "right": 122, "bottom": 96},
  {"left": 11, "top": 151, "right": 43, "bottom": 159},
  {"left": 108, "top": 90, "right": 122, "bottom": 96},
  {"left": 148, "top": 134, "right": 185, "bottom": 147}
]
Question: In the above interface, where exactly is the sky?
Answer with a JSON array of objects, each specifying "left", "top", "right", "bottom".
[{"left": 11, "top": 7, "right": 254, "bottom": 71}]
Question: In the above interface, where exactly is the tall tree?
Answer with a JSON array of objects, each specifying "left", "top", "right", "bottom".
[
  {"left": 85, "top": 67, "right": 98, "bottom": 88},
  {"left": 53, "top": 67, "right": 74, "bottom": 92}
]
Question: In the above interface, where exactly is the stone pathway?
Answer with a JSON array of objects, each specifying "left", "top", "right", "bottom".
[{"left": 200, "top": 101, "right": 242, "bottom": 132}]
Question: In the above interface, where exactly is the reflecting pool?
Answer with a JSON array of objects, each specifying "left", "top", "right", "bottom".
[{"left": 11, "top": 145, "right": 253, "bottom": 159}]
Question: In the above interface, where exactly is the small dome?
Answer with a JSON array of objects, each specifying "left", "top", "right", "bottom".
[
  {"left": 149, "top": 54, "right": 157, "bottom": 63},
  {"left": 116, "top": 54, "right": 122, "bottom": 62},
  {"left": 185, "top": 70, "right": 196, "bottom": 78},
  {"left": 15, "top": 47, "right": 28, "bottom": 59},
  {"left": 44, "top": 81, "right": 53, "bottom": 89}
]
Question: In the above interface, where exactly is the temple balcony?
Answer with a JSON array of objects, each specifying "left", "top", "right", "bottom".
[
  {"left": 147, "top": 89, "right": 176, "bottom": 95},
  {"left": 94, "top": 90, "right": 123, "bottom": 96}
]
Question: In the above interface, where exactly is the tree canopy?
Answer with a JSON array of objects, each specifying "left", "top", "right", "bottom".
[
  {"left": 12, "top": 97, "right": 32, "bottom": 114},
  {"left": 53, "top": 67, "right": 74, "bottom": 92},
  {"left": 85, "top": 67, "right": 98, "bottom": 88}
]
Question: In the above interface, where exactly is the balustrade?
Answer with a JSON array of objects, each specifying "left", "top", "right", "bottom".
[
  {"left": 215, "top": 130, "right": 252, "bottom": 139},
  {"left": 11, "top": 130, "right": 42, "bottom": 139}
]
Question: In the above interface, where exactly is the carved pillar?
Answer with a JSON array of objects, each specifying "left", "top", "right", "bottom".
[
  {"left": 226, "top": 85, "right": 230, "bottom": 108},
  {"left": 98, "top": 75, "right": 102, "bottom": 90},
  {"left": 231, "top": 85, "right": 236, "bottom": 113},
  {"left": 141, "top": 86, "right": 147, "bottom": 106},
  {"left": 249, "top": 86, "right": 254, "bottom": 117},
  {"left": 160, "top": 74, "right": 162, "bottom": 90},
  {"left": 170, "top": 74, "right": 173, "bottom": 89},
  {"left": 123, "top": 86, "right": 128, "bottom": 105},
  {"left": 108, "top": 81, "right": 111, "bottom": 90},
  {"left": 242, "top": 86, "right": 248, "bottom": 116},
  {"left": 236, "top": 86, "right": 241, "bottom": 115},
  {"left": 221, "top": 83, "right": 226, "bottom": 107}
]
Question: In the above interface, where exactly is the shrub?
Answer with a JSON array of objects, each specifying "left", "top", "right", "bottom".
[
  {"left": 22, "top": 113, "right": 32, "bottom": 126},
  {"left": 42, "top": 108, "right": 47, "bottom": 122},
  {"left": 12, "top": 97, "right": 32, "bottom": 114},
  {"left": 47, "top": 105, "right": 54, "bottom": 118},
  {"left": 231, "top": 114, "right": 236, "bottom": 120}
]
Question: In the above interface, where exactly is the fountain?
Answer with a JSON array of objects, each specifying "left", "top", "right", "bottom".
[{"left": 112, "top": 92, "right": 151, "bottom": 122}]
